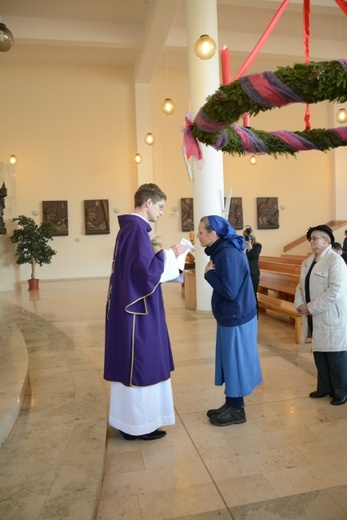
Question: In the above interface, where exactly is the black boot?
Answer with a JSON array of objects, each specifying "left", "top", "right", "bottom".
[
  {"left": 206, "top": 401, "right": 228, "bottom": 418},
  {"left": 209, "top": 406, "right": 246, "bottom": 426}
]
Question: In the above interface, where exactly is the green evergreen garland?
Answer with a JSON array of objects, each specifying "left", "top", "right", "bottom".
[{"left": 191, "top": 60, "right": 347, "bottom": 157}]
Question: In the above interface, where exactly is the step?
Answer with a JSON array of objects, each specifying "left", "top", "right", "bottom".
[{"left": 0, "top": 320, "right": 28, "bottom": 448}]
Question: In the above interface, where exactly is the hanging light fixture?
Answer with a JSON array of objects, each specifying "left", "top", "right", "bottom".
[
  {"left": 8, "top": 155, "right": 17, "bottom": 165},
  {"left": 134, "top": 153, "right": 142, "bottom": 164},
  {"left": 161, "top": 98, "right": 176, "bottom": 115},
  {"left": 0, "top": 23, "right": 14, "bottom": 52},
  {"left": 161, "top": 2, "right": 176, "bottom": 116},
  {"left": 194, "top": 34, "right": 217, "bottom": 60},
  {"left": 336, "top": 108, "right": 347, "bottom": 124},
  {"left": 249, "top": 155, "right": 257, "bottom": 166},
  {"left": 144, "top": 132, "right": 155, "bottom": 145}
]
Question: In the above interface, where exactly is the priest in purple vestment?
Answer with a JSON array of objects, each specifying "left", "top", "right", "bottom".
[{"left": 104, "top": 183, "right": 188, "bottom": 441}]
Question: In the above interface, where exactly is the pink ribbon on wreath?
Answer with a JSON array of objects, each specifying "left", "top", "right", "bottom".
[{"left": 182, "top": 112, "right": 203, "bottom": 162}]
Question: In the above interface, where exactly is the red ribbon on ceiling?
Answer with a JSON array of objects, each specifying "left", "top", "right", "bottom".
[
  {"left": 335, "top": 0, "right": 347, "bottom": 16},
  {"left": 232, "top": 0, "right": 291, "bottom": 81}
]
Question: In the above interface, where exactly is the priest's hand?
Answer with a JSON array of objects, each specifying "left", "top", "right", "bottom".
[{"left": 170, "top": 244, "right": 188, "bottom": 257}]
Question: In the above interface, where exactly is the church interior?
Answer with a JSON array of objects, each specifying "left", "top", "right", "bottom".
[{"left": 0, "top": 1, "right": 347, "bottom": 519}]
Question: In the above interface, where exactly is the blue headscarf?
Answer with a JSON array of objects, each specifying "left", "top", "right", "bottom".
[{"left": 208, "top": 215, "right": 246, "bottom": 251}]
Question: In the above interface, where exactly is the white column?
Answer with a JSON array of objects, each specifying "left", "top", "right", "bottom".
[
  {"left": 186, "top": 0, "right": 224, "bottom": 311},
  {"left": 331, "top": 103, "right": 347, "bottom": 221},
  {"left": 333, "top": 146, "right": 347, "bottom": 221}
]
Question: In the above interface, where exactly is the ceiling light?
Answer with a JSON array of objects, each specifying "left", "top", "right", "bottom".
[
  {"left": 336, "top": 108, "right": 347, "bottom": 124},
  {"left": 194, "top": 34, "right": 217, "bottom": 60},
  {"left": 134, "top": 153, "right": 142, "bottom": 164},
  {"left": 161, "top": 98, "right": 176, "bottom": 115},
  {"left": 249, "top": 155, "right": 257, "bottom": 166},
  {"left": 8, "top": 155, "right": 17, "bottom": 165},
  {"left": 144, "top": 133, "right": 155, "bottom": 145},
  {"left": 0, "top": 23, "right": 14, "bottom": 52}
]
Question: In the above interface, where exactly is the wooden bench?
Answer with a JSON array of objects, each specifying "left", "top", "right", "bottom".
[
  {"left": 258, "top": 269, "right": 300, "bottom": 301},
  {"left": 281, "top": 254, "right": 309, "bottom": 263},
  {"left": 258, "top": 292, "right": 302, "bottom": 344},
  {"left": 259, "top": 260, "right": 301, "bottom": 275},
  {"left": 261, "top": 255, "right": 307, "bottom": 266}
]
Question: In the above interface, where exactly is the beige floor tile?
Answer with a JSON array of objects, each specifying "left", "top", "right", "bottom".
[
  {"left": 325, "top": 485, "right": 347, "bottom": 514},
  {"left": 218, "top": 474, "right": 278, "bottom": 507},
  {"left": 99, "top": 460, "right": 213, "bottom": 500},
  {"left": 138, "top": 482, "right": 226, "bottom": 520},
  {"left": 184, "top": 435, "right": 235, "bottom": 461},
  {"left": 141, "top": 441, "right": 202, "bottom": 469},
  {"left": 230, "top": 490, "right": 347, "bottom": 520},
  {"left": 104, "top": 449, "right": 145, "bottom": 475},
  {"left": 306, "top": 457, "right": 347, "bottom": 488},
  {"left": 262, "top": 466, "right": 319, "bottom": 497},
  {"left": 295, "top": 440, "right": 347, "bottom": 464},
  {"left": 96, "top": 496, "right": 142, "bottom": 520},
  {"left": 252, "top": 406, "right": 333, "bottom": 432},
  {"left": 307, "top": 417, "right": 347, "bottom": 443},
  {"left": 227, "top": 424, "right": 322, "bottom": 456},
  {"left": 0, "top": 495, "right": 47, "bottom": 520}
]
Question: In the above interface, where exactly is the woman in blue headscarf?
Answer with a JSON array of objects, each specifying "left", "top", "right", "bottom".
[{"left": 196, "top": 215, "right": 263, "bottom": 426}]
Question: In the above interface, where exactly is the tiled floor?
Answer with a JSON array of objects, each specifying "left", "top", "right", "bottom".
[{"left": 1, "top": 278, "right": 347, "bottom": 520}]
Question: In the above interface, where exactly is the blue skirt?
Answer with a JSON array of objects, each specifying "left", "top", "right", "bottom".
[{"left": 215, "top": 316, "right": 263, "bottom": 397}]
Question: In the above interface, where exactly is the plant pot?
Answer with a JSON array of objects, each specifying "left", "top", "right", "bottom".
[{"left": 28, "top": 279, "right": 39, "bottom": 291}]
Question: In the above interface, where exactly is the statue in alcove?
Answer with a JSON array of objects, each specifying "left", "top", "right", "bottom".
[{"left": 0, "top": 182, "right": 8, "bottom": 235}]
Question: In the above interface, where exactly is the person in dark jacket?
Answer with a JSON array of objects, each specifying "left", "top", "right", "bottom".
[
  {"left": 332, "top": 242, "right": 347, "bottom": 264},
  {"left": 243, "top": 225, "right": 262, "bottom": 311},
  {"left": 342, "top": 230, "right": 347, "bottom": 254},
  {"left": 196, "top": 215, "right": 263, "bottom": 426}
]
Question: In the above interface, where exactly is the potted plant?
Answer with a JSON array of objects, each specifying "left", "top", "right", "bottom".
[{"left": 10, "top": 215, "right": 57, "bottom": 291}]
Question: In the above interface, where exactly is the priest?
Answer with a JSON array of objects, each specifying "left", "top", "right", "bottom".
[{"left": 104, "top": 183, "right": 188, "bottom": 440}]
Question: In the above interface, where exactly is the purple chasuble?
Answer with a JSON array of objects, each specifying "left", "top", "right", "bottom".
[{"left": 104, "top": 214, "right": 174, "bottom": 386}]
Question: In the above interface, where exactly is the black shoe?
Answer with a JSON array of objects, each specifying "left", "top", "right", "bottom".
[
  {"left": 309, "top": 391, "right": 331, "bottom": 398},
  {"left": 120, "top": 429, "right": 167, "bottom": 441},
  {"left": 120, "top": 431, "right": 138, "bottom": 441},
  {"left": 330, "top": 396, "right": 347, "bottom": 406},
  {"left": 140, "top": 429, "right": 166, "bottom": 440},
  {"left": 209, "top": 406, "right": 246, "bottom": 426},
  {"left": 206, "top": 402, "right": 228, "bottom": 418}
]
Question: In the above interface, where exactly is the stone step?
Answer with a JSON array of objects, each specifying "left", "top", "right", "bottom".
[{"left": 0, "top": 320, "right": 28, "bottom": 448}]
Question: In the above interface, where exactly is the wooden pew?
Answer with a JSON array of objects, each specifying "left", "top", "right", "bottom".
[
  {"left": 261, "top": 255, "right": 307, "bottom": 266},
  {"left": 258, "top": 269, "right": 301, "bottom": 343},
  {"left": 257, "top": 292, "right": 302, "bottom": 344},
  {"left": 259, "top": 260, "right": 301, "bottom": 275},
  {"left": 281, "top": 254, "right": 309, "bottom": 263},
  {"left": 258, "top": 269, "right": 299, "bottom": 301}
]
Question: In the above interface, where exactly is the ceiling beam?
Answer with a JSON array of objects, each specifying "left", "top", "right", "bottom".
[{"left": 134, "top": 0, "right": 182, "bottom": 83}]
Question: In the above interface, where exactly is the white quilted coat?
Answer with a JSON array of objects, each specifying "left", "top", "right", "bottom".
[{"left": 294, "top": 246, "right": 347, "bottom": 351}]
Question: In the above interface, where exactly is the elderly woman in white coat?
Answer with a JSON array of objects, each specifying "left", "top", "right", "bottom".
[{"left": 295, "top": 225, "right": 347, "bottom": 406}]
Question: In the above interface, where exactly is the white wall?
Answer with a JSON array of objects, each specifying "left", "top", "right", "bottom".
[{"left": 0, "top": 63, "right": 138, "bottom": 283}]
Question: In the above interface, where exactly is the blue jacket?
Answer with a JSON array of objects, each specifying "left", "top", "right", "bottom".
[{"left": 205, "top": 238, "right": 257, "bottom": 326}]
